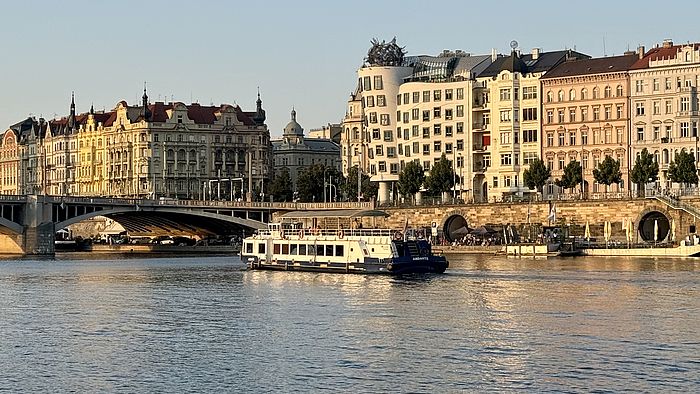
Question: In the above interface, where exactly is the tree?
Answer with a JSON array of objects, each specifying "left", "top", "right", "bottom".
[
  {"left": 341, "top": 166, "right": 377, "bottom": 202},
  {"left": 425, "top": 154, "right": 455, "bottom": 196},
  {"left": 630, "top": 148, "right": 659, "bottom": 197},
  {"left": 523, "top": 158, "right": 551, "bottom": 195},
  {"left": 668, "top": 150, "right": 699, "bottom": 187},
  {"left": 397, "top": 161, "right": 425, "bottom": 203},
  {"left": 593, "top": 156, "right": 623, "bottom": 190},
  {"left": 296, "top": 164, "right": 342, "bottom": 202},
  {"left": 555, "top": 160, "right": 582, "bottom": 193},
  {"left": 268, "top": 167, "right": 293, "bottom": 202}
]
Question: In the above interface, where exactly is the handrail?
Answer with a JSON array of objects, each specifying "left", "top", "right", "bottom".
[{"left": 647, "top": 193, "right": 700, "bottom": 220}]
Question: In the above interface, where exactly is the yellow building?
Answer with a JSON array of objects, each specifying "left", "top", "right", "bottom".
[{"left": 1, "top": 90, "right": 272, "bottom": 199}]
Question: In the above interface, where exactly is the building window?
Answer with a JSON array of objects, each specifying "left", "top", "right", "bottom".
[
  {"left": 681, "top": 122, "right": 690, "bottom": 137},
  {"left": 637, "top": 127, "right": 644, "bottom": 141},
  {"left": 681, "top": 97, "right": 690, "bottom": 112},
  {"left": 569, "top": 108, "right": 576, "bottom": 122},
  {"left": 523, "top": 152, "right": 538, "bottom": 164},
  {"left": 558, "top": 132, "right": 565, "bottom": 146},
  {"left": 604, "top": 106, "right": 611, "bottom": 120},
  {"left": 500, "top": 132, "right": 511, "bottom": 145},
  {"left": 581, "top": 107, "right": 588, "bottom": 121},
  {"left": 635, "top": 80, "right": 643, "bottom": 93},
  {"left": 366, "top": 96, "right": 375, "bottom": 107},
  {"left": 412, "top": 92, "right": 419, "bottom": 103},
  {"left": 616, "top": 85, "right": 624, "bottom": 97},
  {"left": 373, "top": 76, "right": 382, "bottom": 90},
  {"left": 666, "top": 100, "right": 672, "bottom": 114},
  {"left": 363, "top": 76, "right": 371, "bottom": 91},
  {"left": 456, "top": 139, "right": 464, "bottom": 150},
  {"left": 423, "top": 127, "right": 430, "bottom": 138},
  {"left": 433, "top": 141, "right": 441, "bottom": 152},
  {"left": 378, "top": 161, "right": 386, "bottom": 172},
  {"left": 445, "top": 143, "right": 453, "bottom": 154},
  {"left": 653, "top": 79, "right": 659, "bottom": 91},
  {"left": 456, "top": 88, "right": 464, "bottom": 100},
  {"left": 445, "top": 109, "right": 453, "bottom": 120},
  {"left": 558, "top": 90, "right": 564, "bottom": 102},
  {"left": 456, "top": 105, "right": 464, "bottom": 117},
  {"left": 523, "top": 129, "right": 538, "bottom": 143},
  {"left": 547, "top": 133, "right": 554, "bottom": 147},
  {"left": 522, "top": 108, "right": 538, "bottom": 121},
  {"left": 546, "top": 91, "right": 553, "bottom": 103},
  {"left": 500, "top": 89, "right": 511, "bottom": 101},
  {"left": 569, "top": 131, "right": 576, "bottom": 146},
  {"left": 380, "top": 114, "right": 390, "bottom": 126},
  {"left": 456, "top": 122, "right": 464, "bottom": 133},
  {"left": 522, "top": 86, "right": 537, "bottom": 100},
  {"left": 377, "top": 95, "right": 386, "bottom": 107},
  {"left": 636, "top": 102, "right": 645, "bottom": 116},
  {"left": 617, "top": 105, "right": 624, "bottom": 119},
  {"left": 412, "top": 125, "right": 419, "bottom": 137},
  {"left": 445, "top": 126, "right": 453, "bottom": 137},
  {"left": 383, "top": 130, "right": 393, "bottom": 141},
  {"left": 433, "top": 124, "right": 441, "bottom": 135},
  {"left": 558, "top": 158, "right": 565, "bottom": 170},
  {"left": 445, "top": 89, "right": 453, "bottom": 100},
  {"left": 500, "top": 110, "right": 511, "bottom": 122},
  {"left": 558, "top": 110, "right": 565, "bottom": 123},
  {"left": 433, "top": 107, "right": 441, "bottom": 118},
  {"left": 593, "top": 87, "right": 599, "bottom": 99},
  {"left": 433, "top": 90, "right": 441, "bottom": 101},
  {"left": 423, "top": 91, "right": 430, "bottom": 102},
  {"left": 665, "top": 78, "right": 672, "bottom": 90},
  {"left": 604, "top": 86, "right": 612, "bottom": 98},
  {"left": 375, "top": 145, "right": 384, "bottom": 156},
  {"left": 593, "top": 107, "right": 600, "bottom": 120},
  {"left": 547, "top": 110, "right": 554, "bottom": 124},
  {"left": 369, "top": 112, "right": 377, "bottom": 123},
  {"left": 387, "top": 147, "right": 396, "bottom": 158},
  {"left": 500, "top": 154, "right": 512, "bottom": 165},
  {"left": 411, "top": 108, "right": 419, "bottom": 120}
]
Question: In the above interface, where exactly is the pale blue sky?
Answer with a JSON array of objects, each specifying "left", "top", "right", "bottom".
[{"left": 1, "top": 0, "right": 698, "bottom": 137}]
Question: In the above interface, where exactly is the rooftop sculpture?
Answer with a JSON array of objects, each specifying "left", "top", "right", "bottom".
[{"left": 365, "top": 37, "right": 406, "bottom": 67}]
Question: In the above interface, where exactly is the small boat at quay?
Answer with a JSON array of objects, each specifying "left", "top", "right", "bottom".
[{"left": 242, "top": 209, "right": 448, "bottom": 274}]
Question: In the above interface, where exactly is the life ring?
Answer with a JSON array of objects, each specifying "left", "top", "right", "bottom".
[
  {"left": 337, "top": 229, "right": 344, "bottom": 239},
  {"left": 299, "top": 229, "right": 305, "bottom": 239}
]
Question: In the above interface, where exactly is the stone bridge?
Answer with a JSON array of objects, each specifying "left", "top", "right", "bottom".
[{"left": 0, "top": 195, "right": 373, "bottom": 255}]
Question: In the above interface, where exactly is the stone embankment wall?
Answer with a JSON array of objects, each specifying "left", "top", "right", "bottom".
[{"left": 374, "top": 198, "right": 700, "bottom": 238}]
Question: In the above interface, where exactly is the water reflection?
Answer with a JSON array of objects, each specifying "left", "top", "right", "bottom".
[{"left": 0, "top": 254, "right": 698, "bottom": 392}]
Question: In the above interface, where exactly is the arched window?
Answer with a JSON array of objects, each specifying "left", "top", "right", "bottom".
[
  {"left": 604, "top": 86, "right": 612, "bottom": 98},
  {"left": 569, "top": 89, "right": 575, "bottom": 101},
  {"left": 616, "top": 85, "right": 623, "bottom": 97},
  {"left": 592, "top": 87, "right": 599, "bottom": 99},
  {"left": 546, "top": 91, "right": 553, "bottom": 103},
  {"left": 558, "top": 90, "right": 564, "bottom": 102},
  {"left": 581, "top": 88, "right": 588, "bottom": 100}
]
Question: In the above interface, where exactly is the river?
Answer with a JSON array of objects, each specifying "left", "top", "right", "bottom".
[{"left": 0, "top": 254, "right": 698, "bottom": 392}]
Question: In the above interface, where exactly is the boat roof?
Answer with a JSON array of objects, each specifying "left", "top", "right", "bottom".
[{"left": 279, "top": 209, "right": 389, "bottom": 219}]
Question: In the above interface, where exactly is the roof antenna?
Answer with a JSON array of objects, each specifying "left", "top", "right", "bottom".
[{"left": 603, "top": 35, "right": 607, "bottom": 57}]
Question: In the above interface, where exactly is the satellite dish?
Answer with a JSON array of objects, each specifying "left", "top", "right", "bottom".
[{"left": 510, "top": 40, "right": 519, "bottom": 50}]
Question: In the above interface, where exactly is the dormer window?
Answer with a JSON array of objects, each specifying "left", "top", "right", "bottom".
[
  {"left": 225, "top": 117, "right": 231, "bottom": 126},
  {"left": 177, "top": 115, "right": 183, "bottom": 124}
]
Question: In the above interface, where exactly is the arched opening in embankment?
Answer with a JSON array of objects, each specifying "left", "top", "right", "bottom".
[
  {"left": 444, "top": 214, "right": 469, "bottom": 243},
  {"left": 638, "top": 211, "right": 670, "bottom": 242}
]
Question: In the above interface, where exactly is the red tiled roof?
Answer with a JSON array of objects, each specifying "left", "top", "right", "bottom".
[{"left": 631, "top": 43, "right": 700, "bottom": 69}]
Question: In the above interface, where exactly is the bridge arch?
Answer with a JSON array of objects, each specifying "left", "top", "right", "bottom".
[
  {"left": 56, "top": 207, "right": 267, "bottom": 236},
  {"left": 440, "top": 209, "right": 470, "bottom": 243},
  {"left": 0, "top": 217, "right": 23, "bottom": 235}
]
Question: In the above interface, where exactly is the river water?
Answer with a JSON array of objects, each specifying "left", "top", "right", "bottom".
[{"left": 0, "top": 254, "right": 698, "bottom": 392}]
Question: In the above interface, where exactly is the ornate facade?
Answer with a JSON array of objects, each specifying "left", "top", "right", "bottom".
[
  {"left": 0, "top": 91, "right": 272, "bottom": 199},
  {"left": 541, "top": 53, "right": 638, "bottom": 197}
]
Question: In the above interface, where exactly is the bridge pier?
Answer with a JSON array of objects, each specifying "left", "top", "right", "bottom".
[{"left": 21, "top": 195, "right": 55, "bottom": 256}]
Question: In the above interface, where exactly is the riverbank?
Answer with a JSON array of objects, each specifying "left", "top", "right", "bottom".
[{"left": 433, "top": 245, "right": 502, "bottom": 255}]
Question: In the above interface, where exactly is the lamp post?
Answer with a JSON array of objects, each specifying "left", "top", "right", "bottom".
[
  {"left": 323, "top": 167, "right": 329, "bottom": 203},
  {"left": 453, "top": 150, "right": 457, "bottom": 202}
]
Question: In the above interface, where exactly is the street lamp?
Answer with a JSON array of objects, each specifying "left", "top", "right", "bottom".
[
  {"left": 323, "top": 167, "right": 329, "bottom": 203},
  {"left": 452, "top": 150, "right": 458, "bottom": 202}
]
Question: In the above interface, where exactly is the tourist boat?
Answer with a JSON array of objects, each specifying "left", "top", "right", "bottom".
[{"left": 241, "top": 209, "right": 448, "bottom": 274}]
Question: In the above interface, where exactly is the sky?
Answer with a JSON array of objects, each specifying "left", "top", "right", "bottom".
[{"left": 1, "top": 0, "right": 699, "bottom": 137}]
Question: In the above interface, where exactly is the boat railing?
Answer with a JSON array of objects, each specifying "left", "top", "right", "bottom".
[{"left": 255, "top": 228, "right": 395, "bottom": 238}]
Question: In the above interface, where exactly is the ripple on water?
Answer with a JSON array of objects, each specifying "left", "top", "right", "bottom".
[{"left": 0, "top": 254, "right": 698, "bottom": 392}]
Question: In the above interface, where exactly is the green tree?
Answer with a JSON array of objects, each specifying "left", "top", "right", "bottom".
[
  {"left": 555, "top": 160, "right": 583, "bottom": 193},
  {"left": 523, "top": 158, "right": 551, "bottom": 195},
  {"left": 341, "top": 166, "right": 377, "bottom": 202},
  {"left": 397, "top": 161, "right": 425, "bottom": 203},
  {"left": 668, "top": 150, "right": 699, "bottom": 187},
  {"left": 424, "top": 154, "right": 455, "bottom": 196},
  {"left": 593, "top": 156, "right": 623, "bottom": 189},
  {"left": 630, "top": 148, "right": 659, "bottom": 197},
  {"left": 296, "top": 164, "right": 342, "bottom": 202},
  {"left": 268, "top": 167, "right": 293, "bottom": 202}
]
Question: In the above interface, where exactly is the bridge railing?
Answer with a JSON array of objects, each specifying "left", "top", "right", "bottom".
[{"left": 42, "top": 195, "right": 374, "bottom": 210}]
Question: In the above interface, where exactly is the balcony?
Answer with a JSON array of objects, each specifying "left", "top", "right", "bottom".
[
  {"left": 661, "top": 137, "right": 671, "bottom": 143},
  {"left": 472, "top": 123, "right": 488, "bottom": 131},
  {"left": 472, "top": 144, "right": 489, "bottom": 152}
]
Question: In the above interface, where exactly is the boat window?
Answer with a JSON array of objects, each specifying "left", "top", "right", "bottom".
[
  {"left": 335, "top": 245, "right": 344, "bottom": 256},
  {"left": 282, "top": 244, "right": 289, "bottom": 254},
  {"left": 290, "top": 244, "right": 298, "bottom": 255},
  {"left": 316, "top": 244, "right": 324, "bottom": 256},
  {"left": 245, "top": 242, "right": 253, "bottom": 254},
  {"left": 273, "top": 243, "right": 281, "bottom": 254},
  {"left": 325, "top": 245, "right": 334, "bottom": 256},
  {"left": 299, "top": 244, "right": 307, "bottom": 255},
  {"left": 258, "top": 243, "right": 266, "bottom": 254}
]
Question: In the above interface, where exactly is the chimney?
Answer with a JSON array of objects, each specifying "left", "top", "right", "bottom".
[
  {"left": 491, "top": 48, "right": 497, "bottom": 62},
  {"left": 637, "top": 45, "right": 645, "bottom": 59},
  {"left": 531, "top": 48, "right": 540, "bottom": 60}
]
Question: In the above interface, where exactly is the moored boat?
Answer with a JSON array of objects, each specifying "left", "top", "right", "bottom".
[{"left": 241, "top": 209, "right": 448, "bottom": 274}]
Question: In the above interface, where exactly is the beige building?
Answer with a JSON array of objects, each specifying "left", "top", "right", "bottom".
[
  {"left": 342, "top": 39, "right": 493, "bottom": 203},
  {"left": 1, "top": 91, "right": 272, "bottom": 200},
  {"left": 629, "top": 40, "right": 700, "bottom": 191},
  {"left": 541, "top": 53, "right": 638, "bottom": 197},
  {"left": 475, "top": 48, "right": 589, "bottom": 202}
]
